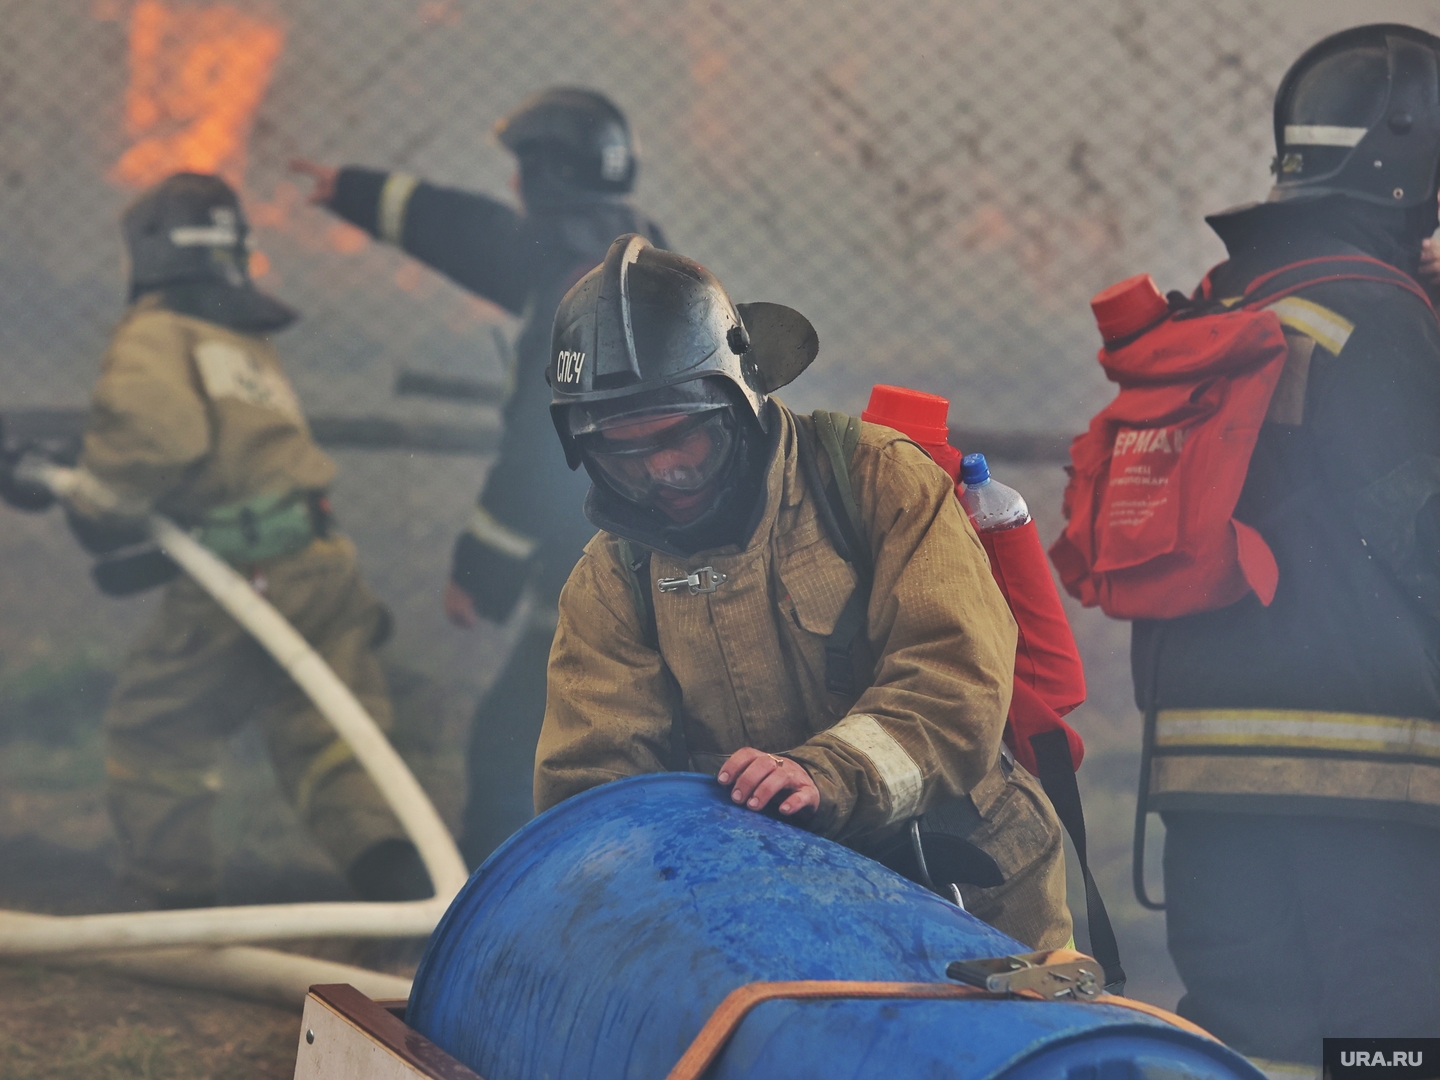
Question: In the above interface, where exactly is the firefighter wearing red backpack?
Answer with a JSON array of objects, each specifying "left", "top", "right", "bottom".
[
  {"left": 532, "top": 233, "right": 1078, "bottom": 959},
  {"left": 1053, "top": 24, "right": 1440, "bottom": 1064}
]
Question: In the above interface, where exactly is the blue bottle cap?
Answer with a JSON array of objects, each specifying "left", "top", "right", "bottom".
[{"left": 961, "top": 453, "right": 990, "bottom": 486}]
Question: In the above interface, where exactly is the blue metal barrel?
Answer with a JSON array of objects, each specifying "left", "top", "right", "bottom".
[{"left": 408, "top": 774, "right": 1260, "bottom": 1080}]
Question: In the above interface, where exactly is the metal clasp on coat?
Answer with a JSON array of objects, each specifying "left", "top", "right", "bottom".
[{"left": 656, "top": 566, "right": 729, "bottom": 595}]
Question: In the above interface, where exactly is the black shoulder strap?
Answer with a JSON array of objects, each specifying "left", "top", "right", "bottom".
[
  {"left": 1242, "top": 253, "right": 1436, "bottom": 313},
  {"left": 1029, "top": 729, "right": 1126, "bottom": 994},
  {"left": 796, "top": 411, "right": 873, "bottom": 697},
  {"left": 617, "top": 538, "right": 688, "bottom": 771},
  {"left": 618, "top": 538, "right": 657, "bottom": 647}
]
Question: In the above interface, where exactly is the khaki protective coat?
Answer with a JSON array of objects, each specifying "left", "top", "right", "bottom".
[
  {"left": 71, "top": 294, "right": 333, "bottom": 522},
  {"left": 538, "top": 407, "right": 1072, "bottom": 949},
  {"left": 74, "top": 298, "right": 405, "bottom": 897}
]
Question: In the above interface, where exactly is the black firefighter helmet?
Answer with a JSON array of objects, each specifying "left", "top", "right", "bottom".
[
  {"left": 496, "top": 88, "right": 637, "bottom": 201},
  {"left": 548, "top": 235, "right": 817, "bottom": 545},
  {"left": 122, "top": 172, "right": 295, "bottom": 333},
  {"left": 1270, "top": 24, "right": 1440, "bottom": 209}
]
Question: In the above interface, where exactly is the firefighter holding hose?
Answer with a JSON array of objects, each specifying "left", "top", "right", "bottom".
[{"left": 28, "top": 174, "right": 432, "bottom": 910}]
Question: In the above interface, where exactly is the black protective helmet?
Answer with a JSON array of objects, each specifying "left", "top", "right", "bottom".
[
  {"left": 548, "top": 234, "right": 818, "bottom": 472},
  {"left": 496, "top": 87, "right": 636, "bottom": 196},
  {"left": 1271, "top": 24, "right": 1440, "bottom": 208},
  {"left": 121, "top": 173, "right": 294, "bottom": 331},
  {"left": 123, "top": 173, "right": 252, "bottom": 292}
]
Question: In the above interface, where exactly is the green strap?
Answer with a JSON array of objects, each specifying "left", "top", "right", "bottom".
[
  {"left": 197, "top": 489, "right": 316, "bottom": 564},
  {"left": 811, "top": 410, "right": 871, "bottom": 571}
]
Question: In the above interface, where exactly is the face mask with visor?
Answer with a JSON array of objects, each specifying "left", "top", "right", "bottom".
[{"left": 575, "top": 408, "right": 738, "bottom": 508}]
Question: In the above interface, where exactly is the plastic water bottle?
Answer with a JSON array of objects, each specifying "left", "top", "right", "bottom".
[{"left": 958, "top": 453, "right": 1030, "bottom": 532}]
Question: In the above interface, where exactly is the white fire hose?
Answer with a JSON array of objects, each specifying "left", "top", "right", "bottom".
[{"left": 0, "top": 463, "right": 471, "bottom": 1003}]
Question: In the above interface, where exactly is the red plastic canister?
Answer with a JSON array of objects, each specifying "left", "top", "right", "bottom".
[
  {"left": 1090, "top": 273, "right": 1169, "bottom": 346},
  {"left": 861, "top": 385, "right": 962, "bottom": 479}
]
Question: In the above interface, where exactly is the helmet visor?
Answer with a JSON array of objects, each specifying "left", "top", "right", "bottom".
[
  {"left": 577, "top": 409, "right": 736, "bottom": 505},
  {"left": 566, "top": 379, "right": 738, "bottom": 438}
]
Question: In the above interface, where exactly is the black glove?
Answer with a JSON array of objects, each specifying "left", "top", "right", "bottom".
[
  {"left": 451, "top": 530, "right": 531, "bottom": 622},
  {"left": 65, "top": 506, "right": 149, "bottom": 555},
  {"left": 0, "top": 416, "right": 80, "bottom": 512},
  {"left": 0, "top": 460, "right": 57, "bottom": 512},
  {"left": 92, "top": 547, "right": 180, "bottom": 596}
]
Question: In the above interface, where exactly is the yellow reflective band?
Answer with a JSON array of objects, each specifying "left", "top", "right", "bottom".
[
  {"left": 828, "top": 713, "right": 924, "bottom": 823},
  {"left": 1266, "top": 296, "right": 1354, "bottom": 356},
  {"left": 466, "top": 505, "right": 538, "bottom": 561},
  {"left": 1156, "top": 708, "right": 1440, "bottom": 760},
  {"left": 295, "top": 738, "right": 357, "bottom": 818},
  {"left": 377, "top": 172, "right": 419, "bottom": 245}
]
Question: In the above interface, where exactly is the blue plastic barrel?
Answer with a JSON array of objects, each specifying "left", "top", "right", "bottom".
[{"left": 408, "top": 774, "right": 1260, "bottom": 1080}]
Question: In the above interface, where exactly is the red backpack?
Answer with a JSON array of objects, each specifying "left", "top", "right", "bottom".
[{"left": 1050, "top": 256, "right": 1434, "bottom": 620}]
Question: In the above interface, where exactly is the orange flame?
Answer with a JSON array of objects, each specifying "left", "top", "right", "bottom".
[{"left": 111, "top": 0, "right": 284, "bottom": 189}]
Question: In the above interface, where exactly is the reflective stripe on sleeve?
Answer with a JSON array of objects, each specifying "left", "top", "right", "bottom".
[
  {"left": 1156, "top": 708, "right": 1440, "bottom": 760},
  {"left": 1283, "top": 124, "right": 1367, "bottom": 147},
  {"left": 1267, "top": 296, "right": 1354, "bottom": 356},
  {"left": 827, "top": 713, "right": 924, "bottom": 823},
  {"left": 466, "top": 505, "right": 538, "bottom": 561},
  {"left": 377, "top": 172, "right": 420, "bottom": 245}
]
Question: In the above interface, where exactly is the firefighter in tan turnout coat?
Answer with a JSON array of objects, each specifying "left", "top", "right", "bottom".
[
  {"left": 64, "top": 174, "right": 429, "bottom": 907},
  {"left": 535, "top": 235, "right": 1070, "bottom": 949}
]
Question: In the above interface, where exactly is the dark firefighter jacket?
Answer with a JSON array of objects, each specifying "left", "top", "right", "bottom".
[
  {"left": 329, "top": 168, "right": 666, "bottom": 604},
  {"left": 1134, "top": 201, "right": 1440, "bottom": 828}
]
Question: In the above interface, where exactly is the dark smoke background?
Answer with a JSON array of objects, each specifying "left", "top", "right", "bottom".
[{"left": 1, "top": 0, "right": 1437, "bottom": 1022}]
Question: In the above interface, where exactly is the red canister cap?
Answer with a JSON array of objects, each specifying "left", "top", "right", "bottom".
[
  {"left": 862, "top": 385, "right": 951, "bottom": 445},
  {"left": 863, "top": 384, "right": 961, "bottom": 480},
  {"left": 1090, "top": 273, "right": 1169, "bottom": 345}
]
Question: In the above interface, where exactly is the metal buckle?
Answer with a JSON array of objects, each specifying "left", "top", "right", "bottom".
[
  {"left": 656, "top": 566, "right": 729, "bottom": 595},
  {"left": 945, "top": 950, "right": 1101, "bottom": 1000}
]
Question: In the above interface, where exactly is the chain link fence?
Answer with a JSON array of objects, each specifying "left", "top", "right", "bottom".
[
  {"left": 4, "top": 0, "right": 1434, "bottom": 673},
  {"left": 2, "top": 0, "right": 1439, "bottom": 1008},
  {"left": 6, "top": 0, "right": 1435, "bottom": 428}
]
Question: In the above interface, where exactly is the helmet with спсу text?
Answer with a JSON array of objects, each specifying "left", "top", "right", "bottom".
[{"left": 547, "top": 233, "right": 818, "bottom": 471}]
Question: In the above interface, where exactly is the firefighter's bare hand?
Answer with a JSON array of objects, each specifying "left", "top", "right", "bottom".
[
  {"left": 289, "top": 158, "right": 339, "bottom": 205},
  {"left": 718, "top": 747, "right": 819, "bottom": 818},
  {"left": 443, "top": 579, "right": 478, "bottom": 628}
]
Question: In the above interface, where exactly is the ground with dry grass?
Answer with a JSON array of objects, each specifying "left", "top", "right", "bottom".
[{"left": 0, "top": 965, "right": 299, "bottom": 1080}]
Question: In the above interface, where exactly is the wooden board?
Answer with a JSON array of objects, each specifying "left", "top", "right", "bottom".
[{"left": 293, "top": 984, "right": 482, "bottom": 1080}]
